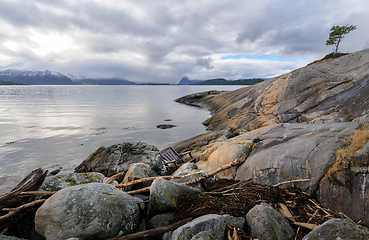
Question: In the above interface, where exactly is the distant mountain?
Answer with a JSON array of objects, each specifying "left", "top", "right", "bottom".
[
  {"left": 0, "top": 80, "right": 26, "bottom": 85},
  {"left": 0, "top": 69, "right": 74, "bottom": 85},
  {"left": 193, "top": 78, "right": 265, "bottom": 85},
  {"left": 73, "top": 78, "right": 137, "bottom": 85},
  {"left": 177, "top": 77, "right": 203, "bottom": 85}
]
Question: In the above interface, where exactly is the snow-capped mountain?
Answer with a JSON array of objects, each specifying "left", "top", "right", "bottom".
[{"left": 0, "top": 69, "right": 74, "bottom": 85}]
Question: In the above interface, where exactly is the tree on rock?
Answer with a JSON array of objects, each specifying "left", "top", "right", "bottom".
[{"left": 325, "top": 24, "right": 356, "bottom": 54}]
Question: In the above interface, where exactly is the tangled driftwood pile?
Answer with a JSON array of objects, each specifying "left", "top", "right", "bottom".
[{"left": 0, "top": 158, "right": 350, "bottom": 240}]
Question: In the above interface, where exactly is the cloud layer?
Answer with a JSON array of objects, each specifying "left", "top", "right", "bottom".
[{"left": 0, "top": 0, "right": 368, "bottom": 83}]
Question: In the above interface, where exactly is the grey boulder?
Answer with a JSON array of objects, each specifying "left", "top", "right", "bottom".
[
  {"left": 74, "top": 142, "right": 164, "bottom": 180},
  {"left": 302, "top": 218, "right": 369, "bottom": 240},
  {"left": 246, "top": 202, "right": 295, "bottom": 240},
  {"left": 148, "top": 178, "right": 199, "bottom": 215},
  {"left": 163, "top": 214, "right": 245, "bottom": 240},
  {"left": 35, "top": 183, "right": 140, "bottom": 240},
  {"left": 122, "top": 163, "right": 158, "bottom": 191}
]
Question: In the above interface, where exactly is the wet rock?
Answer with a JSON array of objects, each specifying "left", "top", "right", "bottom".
[
  {"left": 35, "top": 183, "right": 140, "bottom": 240},
  {"left": 156, "top": 124, "right": 176, "bottom": 129},
  {"left": 302, "top": 218, "right": 369, "bottom": 240},
  {"left": 246, "top": 202, "right": 295, "bottom": 240},
  {"left": 74, "top": 142, "right": 164, "bottom": 180},
  {"left": 163, "top": 214, "right": 245, "bottom": 240}
]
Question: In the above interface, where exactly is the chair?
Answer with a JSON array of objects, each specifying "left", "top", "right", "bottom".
[{"left": 159, "top": 146, "right": 196, "bottom": 169}]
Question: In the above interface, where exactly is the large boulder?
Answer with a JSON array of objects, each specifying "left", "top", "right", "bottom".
[
  {"left": 235, "top": 122, "right": 359, "bottom": 194},
  {"left": 35, "top": 183, "right": 140, "bottom": 240},
  {"left": 74, "top": 142, "right": 164, "bottom": 180},
  {"left": 148, "top": 178, "right": 199, "bottom": 215},
  {"left": 302, "top": 218, "right": 369, "bottom": 240},
  {"left": 246, "top": 203, "right": 295, "bottom": 240},
  {"left": 163, "top": 214, "right": 245, "bottom": 240}
]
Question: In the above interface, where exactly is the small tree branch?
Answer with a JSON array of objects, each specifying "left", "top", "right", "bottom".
[{"left": 113, "top": 172, "right": 200, "bottom": 188}]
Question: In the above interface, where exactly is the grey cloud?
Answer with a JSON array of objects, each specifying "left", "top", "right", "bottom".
[
  {"left": 196, "top": 57, "right": 214, "bottom": 69},
  {"left": 0, "top": 0, "right": 368, "bottom": 83}
]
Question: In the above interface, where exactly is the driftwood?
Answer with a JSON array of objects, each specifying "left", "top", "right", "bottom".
[
  {"left": 112, "top": 172, "right": 200, "bottom": 188},
  {"left": 0, "top": 168, "right": 48, "bottom": 209},
  {"left": 125, "top": 157, "right": 245, "bottom": 195},
  {"left": 107, "top": 217, "right": 192, "bottom": 240},
  {"left": 0, "top": 199, "right": 46, "bottom": 225},
  {"left": 182, "top": 157, "right": 245, "bottom": 186},
  {"left": 272, "top": 179, "right": 311, "bottom": 187}
]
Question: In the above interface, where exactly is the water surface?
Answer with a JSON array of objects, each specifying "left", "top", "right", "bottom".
[{"left": 0, "top": 85, "right": 243, "bottom": 188}]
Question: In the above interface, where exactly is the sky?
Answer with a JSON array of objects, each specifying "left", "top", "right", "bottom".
[{"left": 0, "top": 0, "right": 368, "bottom": 83}]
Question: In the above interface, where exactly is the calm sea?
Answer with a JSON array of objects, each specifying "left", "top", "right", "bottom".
[{"left": 0, "top": 85, "right": 243, "bottom": 190}]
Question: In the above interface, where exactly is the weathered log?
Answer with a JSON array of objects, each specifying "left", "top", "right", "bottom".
[
  {"left": 126, "top": 157, "right": 245, "bottom": 195},
  {"left": 112, "top": 172, "right": 200, "bottom": 188},
  {"left": 0, "top": 199, "right": 46, "bottom": 225},
  {"left": 0, "top": 168, "right": 48, "bottom": 209},
  {"left": 107, "top": 217, "right": 192, "bottom": 240}
]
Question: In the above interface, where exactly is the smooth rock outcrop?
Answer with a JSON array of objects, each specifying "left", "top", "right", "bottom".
[
  {"left": 302, "top": 218, "right": 369, "bottom": 240},
  {"left": 202, "top": 49, "right": 369, "bottom": 131},
  {"left": 246, "top": 203, "right": 295, "bottom": 240},
  {"left": 163, "top": 214, "right": 245, "bottom": 240},
  {"left": 236, "top": 122, "right": 358, "bottom": 194},
  {"left": 35, "top": 183, "right": 140, "bottom": 240},
  {"left": 74, "top": 142, "right": 164, "bottom": 180},
  {"left": 148, "top": 178, "right": 199, "bottom": 215}
]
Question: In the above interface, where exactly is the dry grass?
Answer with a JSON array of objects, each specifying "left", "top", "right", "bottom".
[{"left": 336, "top": 124, "right": 369, "bottom": 160}]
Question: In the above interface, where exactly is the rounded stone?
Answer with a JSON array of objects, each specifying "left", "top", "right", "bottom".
[{"left": 35, "top": 183, "right": 140, "bottom": 240}]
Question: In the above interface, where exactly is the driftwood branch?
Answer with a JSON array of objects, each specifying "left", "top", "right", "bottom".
[
  {"left": 0, "top": 199, "right": 46, "bottom": 224},
  {"left": 113, "top": 172, "right": 200, "bottom": 188},
  {"left": 205, "top": 178, "right": 253, "bottom": 196},
  {"left": 272, "top": 179, "right": 310, "bottom": 187},
  {"left": 107, "top": 217, "right": 192, "bottom": 240},
  {"left": 126, "top": 157, "right": 245, "bottom": 195},
  {"left": 0, "top": 168, "right": 48, "bottom": 209},
  {"left": 105, "top": 172, "right": 125, "bottom": 184},
  {"left": 182, "top": 157, "right": 245, "bottom": 186}
]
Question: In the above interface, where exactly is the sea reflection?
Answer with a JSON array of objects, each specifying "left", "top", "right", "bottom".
[{"left": 0, "top": 85, "right": 243, "bottom": 189}]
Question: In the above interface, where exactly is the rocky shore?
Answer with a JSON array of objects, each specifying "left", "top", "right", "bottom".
[{"left": 1, "top": 49, "right": 369, "bottom": 240}]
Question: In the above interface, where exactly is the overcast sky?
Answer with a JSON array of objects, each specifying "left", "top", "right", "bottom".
[{"left": 0, "top": 0, "right": 368, "bottom": 83}]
